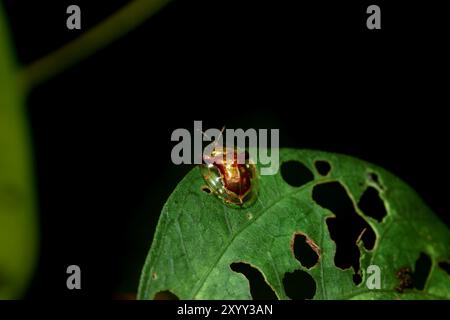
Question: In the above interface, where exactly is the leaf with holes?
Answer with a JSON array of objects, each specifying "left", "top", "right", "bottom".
[
  {"left": 0, "top": 5, "right": 38, "bottom": 299},
  {"left": 138, "top": 149, "right": 450, "bottom": 300}
]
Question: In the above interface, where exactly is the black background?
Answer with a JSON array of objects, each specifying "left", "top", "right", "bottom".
[{"left": 1, "top": 0, "right": 448, "bottom": 299}]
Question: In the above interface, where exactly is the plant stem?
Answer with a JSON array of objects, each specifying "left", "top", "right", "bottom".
[{"left": 18, "top": 0, "right": 171, "bottom": 92}]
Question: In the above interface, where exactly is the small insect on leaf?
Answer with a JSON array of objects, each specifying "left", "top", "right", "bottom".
[{"left": 201, "top": 148, "right": 258, "bottom": 208}]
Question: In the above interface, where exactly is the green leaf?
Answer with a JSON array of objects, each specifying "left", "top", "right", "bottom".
[
  {"left": 138, "top": 149, "right": 450, "bottom": 300},
  {"left": 0, "top": 5, "right": 38, "bottom": 298}
]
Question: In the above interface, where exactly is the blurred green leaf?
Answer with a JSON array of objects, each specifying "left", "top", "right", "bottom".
[
  {"left": 0, "top": 5, "right": 38, "bottom": 299},
  {"left": 138, "top": 149, "right": 449, "bottom": 300}
]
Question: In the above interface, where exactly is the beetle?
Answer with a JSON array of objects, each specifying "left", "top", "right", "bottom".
[
  {"left": 201, "top": 145, "right": 258, "bottom": 208},
  {"left": 197, "top": 126, "right": 259, "bottom": 208}
]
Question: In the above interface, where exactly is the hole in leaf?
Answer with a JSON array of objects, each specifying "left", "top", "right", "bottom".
[
  {"left": 438, "top": 261, "right": 450, "bottom": 275},
  {"left": 312, "top": 182, "right": 376, "bottom": 278},
  {"left": 358, "top": 186, "right": 387, "bottom": 222},
  {"left": 368, "top": 171, "right": 383, "bottom": 189},
  {"left": 395, "top": 253, "right": 433, "bottom": 293},
  {"left": 152, "top": 272, "right": 158, "bottom": 280},
  {"left": 314, "top": 160, "right": 331, "bottom": 176},
  {"left": 154, "top": 290, "right": 179, "bottom": 300},
  {"left": 353, "top": 273, "right": 362, "bottom": 285},
  {"left": 283, "top": 270, "right": 316, "bottom": 300},
  {"left": 201, "top": 186, "right": 211, "bottom": 194},
  {"left": 280, "top": 161, "right": 314, "bottom": 187},
  {"left": 292, "top": 233, "right": 319, "bottom": 269},
  {"left": 230, "top": 262, "right": 277, "bottom": 300},
  {"left": 413, "top": 252, "right": 432, "bottom": 290}
]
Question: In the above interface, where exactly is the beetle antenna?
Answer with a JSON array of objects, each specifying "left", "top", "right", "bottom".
[
  {"left": 196, "top": 126, "right": 226, "bottom": 147},
  {"left": 195, "top": 127, "right": 210, "bottom": 140},
  {"left": 217, "top": 126, "right": 225, "bottom": 144}
]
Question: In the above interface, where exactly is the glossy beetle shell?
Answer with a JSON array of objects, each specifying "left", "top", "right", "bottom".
[{"left": 201, "top": 147, "right": 258, "bottom": 208}]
